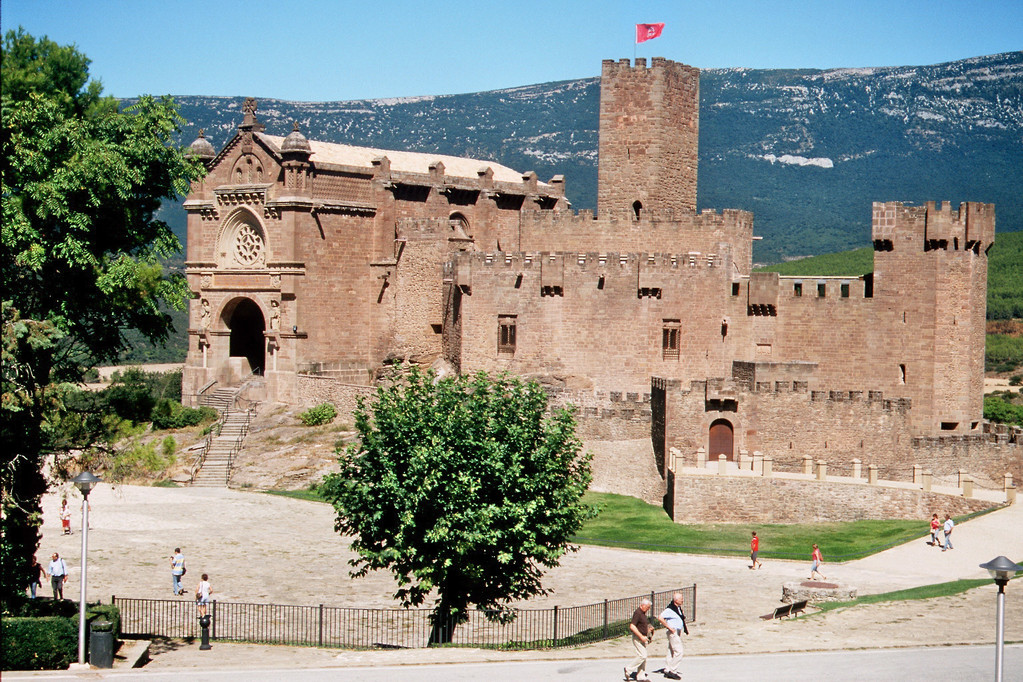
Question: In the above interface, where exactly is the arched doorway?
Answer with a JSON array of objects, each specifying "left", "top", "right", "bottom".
[
  {"left": 709, "top": 419, "right": 734, "bottom": 461},
  {"left": 223, "top": 298, "right": 266, "bottom": 375}
]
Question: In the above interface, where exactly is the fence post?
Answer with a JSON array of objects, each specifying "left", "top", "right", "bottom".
[
  {"left": 318, "top": 604, "right": 324, "bottom": 647},
  {"left": 603, "top": 599, "right": 609, "bottom": 638},
  {"left": 211, "top": 600, "right": 217, "bottom": 640},
  {"left": 692, "top": 584, "right": 697, "bottom": 623},
  {"left": 552, "top": 605, "right": 559, "bottom": 645}
]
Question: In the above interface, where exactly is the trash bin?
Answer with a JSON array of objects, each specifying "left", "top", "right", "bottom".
[{"left": 89, "top": 620, "right": 114, "bottom": 668}]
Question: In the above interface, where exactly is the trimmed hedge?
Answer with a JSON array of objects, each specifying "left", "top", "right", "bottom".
[
  {"left": 2, "top": 616, "right": 76, "bottom": 671},
  {"left": 0, "top": 599, "right": 121, "bottom": 671}
]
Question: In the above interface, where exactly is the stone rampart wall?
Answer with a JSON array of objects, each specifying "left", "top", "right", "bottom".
[{"left": 669, "top": 475, "right": 996, "bottom": 524}]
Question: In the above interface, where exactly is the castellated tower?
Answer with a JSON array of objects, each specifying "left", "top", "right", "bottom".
[
  {"left": 871, "top": 201, "right": 994, "bottom": 433},
  {"left": 597, "top": 57, "right": 699, "bottom": 216}
]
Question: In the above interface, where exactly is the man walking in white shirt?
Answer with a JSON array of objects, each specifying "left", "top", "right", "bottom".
[
  {"left": 655, "top": 592, "right": 688, "bottom": 680},
  {"left": 46, "top": 552, "right": 68, "bottom": 599}
]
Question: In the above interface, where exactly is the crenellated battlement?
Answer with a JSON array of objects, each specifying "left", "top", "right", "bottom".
[
  {"left": 871, "top": 201, "right": 995, "bottom": 253},
  {"left": 600, "top": 56, "right": 699, "bottom": 78},
  {"left": 451, "top": 250, "right": 728, "bottom": 271},
  {"left": 519, "top": 207, "right": 753, "bottom": 228}
]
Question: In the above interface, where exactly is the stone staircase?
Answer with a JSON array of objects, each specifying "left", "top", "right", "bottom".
[
  {"left": 198, "top": 387, "right": 238, "bottom": 413},
  {"left": 191, "top": 385, "right": 253, "bottom": 488}
]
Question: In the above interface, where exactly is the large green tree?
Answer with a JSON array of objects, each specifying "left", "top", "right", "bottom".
[
  {"left": 321, "top": 366, "right": 594, "bottom": 644},
  {"left": 1, "top": 29, "right": 201, "bottom": 604}
]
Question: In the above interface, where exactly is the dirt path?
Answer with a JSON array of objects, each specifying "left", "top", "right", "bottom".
[{"left": 36, "top": 485, "right": 1023, "bottom": 668}]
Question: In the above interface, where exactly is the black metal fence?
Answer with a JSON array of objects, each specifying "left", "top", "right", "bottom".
[{"left": 113, "top": 585, "right": 695, "bottom": 650}]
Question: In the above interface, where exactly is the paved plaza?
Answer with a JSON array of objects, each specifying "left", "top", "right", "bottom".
[{"left": 35, "top": 483, "right": 1023, "bottom": 671}]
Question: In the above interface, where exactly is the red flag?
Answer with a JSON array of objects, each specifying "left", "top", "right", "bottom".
[{"left": 636, "top": 23, "right": 665, "bottom": 43}]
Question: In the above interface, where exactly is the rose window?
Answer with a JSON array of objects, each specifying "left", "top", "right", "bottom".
[{"left": 234, "top": 224, "right": 264, "bottom": 265}]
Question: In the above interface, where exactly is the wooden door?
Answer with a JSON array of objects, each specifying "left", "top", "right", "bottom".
[{"left": 709, "top": 420, "right": 734, "bottom": 461}]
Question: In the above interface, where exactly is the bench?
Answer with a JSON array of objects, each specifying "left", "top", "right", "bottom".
[{"left": 760, "top": 600, "right": 808, "bottom": 620}]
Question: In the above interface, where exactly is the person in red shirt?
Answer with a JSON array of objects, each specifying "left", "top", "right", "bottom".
[
  {"left": 928, "top": 513, "right": 941, "bottom": 546},
  {"left": 750, "top": 531, "right": 762, "bottom": 569},
  {"left": 810, "top": 543, "right": 827, "bottom": 581}
]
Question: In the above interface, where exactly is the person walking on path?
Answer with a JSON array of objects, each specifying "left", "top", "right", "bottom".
[
  {"left": 171, "top": 548, "right": 186, "bottom": 596},
  {"left": 810, "top": 543, "right": 827, "bottom": 581},
  {"left": 59, "top": 498, "right": 72, "bottom": 535},
  {"left": 942, "top": 514, "right": 955, "bottom": 551},
  {"left": 28, "top": 557, "right": 45, "bottom": 599},
  {"left": 195, "top": 574, "right": 213, "bottom": 617},
  {"left": 654, "top": 592, "right": 688, "bottom": 680},
  {"left": 624, "top": 598, "right": 654, "bottom": 681},
  {"left": 928, "top": 513, "right": 941, "bottom": 546},
  {"left": 750, "top": 531, "right": 763, "bottom": 569},
  {"left": 46, "top": 552, "right": 68, "bottom": 599}
]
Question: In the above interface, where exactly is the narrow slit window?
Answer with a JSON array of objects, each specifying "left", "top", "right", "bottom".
[
  {"left": 793, "top": 281, "right": 802, "bottom": 297},
  {"left": 498, "top": 315, "right": 517, "bottom": 354},
  {"left": 817, "top": 281, "right": 826, "bottom": 298},
  {"left": 840, "top": 281, "right": 850, "bottom": 298},
  {"left": 662, "top": 319, "right": 681, "bottom": 360}
]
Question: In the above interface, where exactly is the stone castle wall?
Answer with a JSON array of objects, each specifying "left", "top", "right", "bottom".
[
  {"left": 670, "top": 475, "right": 994, "bottom": 524},
  {"left": 448, "top": 250, "right": 741, "bottom": 393}
]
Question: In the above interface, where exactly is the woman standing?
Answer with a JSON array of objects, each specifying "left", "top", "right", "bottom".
[
  {"left": 810, "top": 543, "right": 827, "bottom": 581},
  {"left": 196, "top": 574, "right": 213, "bottom": 616},
  {"left": 928, "top": 513, "right": 941, "bottom": 546}
]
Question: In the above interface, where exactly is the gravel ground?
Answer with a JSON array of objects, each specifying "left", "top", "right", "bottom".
[{"left": 36, "top": 484, "right": 1023, "bottom": 670}]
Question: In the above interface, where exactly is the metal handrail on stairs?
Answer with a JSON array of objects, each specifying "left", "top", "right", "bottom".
[
  {"left": 189, "top": 417, "right": 224, "bottom": 484},
  {"left": 223, "top": 407, "right": 256, "bottom": 482}
]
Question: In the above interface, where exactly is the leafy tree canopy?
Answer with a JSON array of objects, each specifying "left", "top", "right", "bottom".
[
  {"left": 321, "top": 366, "right": 594, "bottom": 643},
  {"left": 1, "top": 28, "right": 202, "bottom": 605}
]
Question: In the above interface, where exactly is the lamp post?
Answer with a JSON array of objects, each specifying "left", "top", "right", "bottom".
[
  {"left": 72, "top": 471, "right": 100, "bottom": 666},
  {"left": 979, "top": 555, "right": 1022, "bottom": 682}
]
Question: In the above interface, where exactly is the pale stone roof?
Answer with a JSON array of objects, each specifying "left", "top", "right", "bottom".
[{"left": 258, "top": 133, "right": 543, "bottom": 186}]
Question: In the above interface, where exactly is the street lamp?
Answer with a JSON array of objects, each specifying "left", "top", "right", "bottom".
[
  {"left": 979, "top": 555, "right": 1022, "bottom": 682},
  {"left": 72, "top": 471, "right": 100, "bottom": 666}
]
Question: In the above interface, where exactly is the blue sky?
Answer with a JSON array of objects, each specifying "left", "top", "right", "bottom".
[{"left": 3, "top": 0, "right": 1021, "bottom": 101}]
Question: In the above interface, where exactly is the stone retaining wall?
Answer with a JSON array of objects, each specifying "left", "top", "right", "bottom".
[{"left": 669, "top": 475, "right": 995, "bottom": 524}]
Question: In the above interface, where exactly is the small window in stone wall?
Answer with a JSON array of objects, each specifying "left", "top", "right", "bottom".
[
  {"left": 817, "top": 281, "right": 826, "bottom": 297},
  {"left": 841, "top": 281, "right": 850, "bottom": 298},
  {"left": 662, "top": 319, "right": 680, "bottom": 360},
  {"left": 731, "top": 282, "right": 740, "bottom": 296},
  {"left": 899, "top": 363, "right": 906, "bottom": 384},
  {"left": 498, "top": 316, "right": 517, "bottom": 354},
  {"left": 793, "top": 281, "right": 802, "bottom": 297}
]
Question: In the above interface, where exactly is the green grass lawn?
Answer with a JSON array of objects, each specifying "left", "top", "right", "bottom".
[
  {"left": 263, "top": 488, "right": 988, "bottom": 562},
  {"left": 573, "top": 492, "right": 985, "bottom": 561},
  {"left": 263, "top": 487, "right": 327, "bottom": 503}
]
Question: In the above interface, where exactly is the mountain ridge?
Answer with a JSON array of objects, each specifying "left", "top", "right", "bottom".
[{"left": 154, "top": 51, "right": 1022, "bottom": 264}]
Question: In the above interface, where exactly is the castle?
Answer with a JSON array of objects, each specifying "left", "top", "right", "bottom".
[{"left": 182, "top": 58, "right": 1018, "bottom": 510}]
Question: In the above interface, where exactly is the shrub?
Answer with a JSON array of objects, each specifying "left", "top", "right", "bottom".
[
  {"left": 150, "top": 399, "right": 217, "bottom": 430},
  {"left": 102, "top": 368, "right": 156, "bottom": 423},
  {"left": 984, "top": 395, "right": 1023, "bottom": 426},
  {"left": 161, "top": 436, "right": 177, "bottom": 460},
  {"left": 299, "top": 402, "right": 337, "bottom": 426},
  {"left": 110, "top": 441, "right": 174, "bottom": 480},
  {"left": 1010, "top": 375, "right": 1022, "bottom": 387},
  {"left": 1, "top": 616, "right": 76, "bottom": 670}
]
